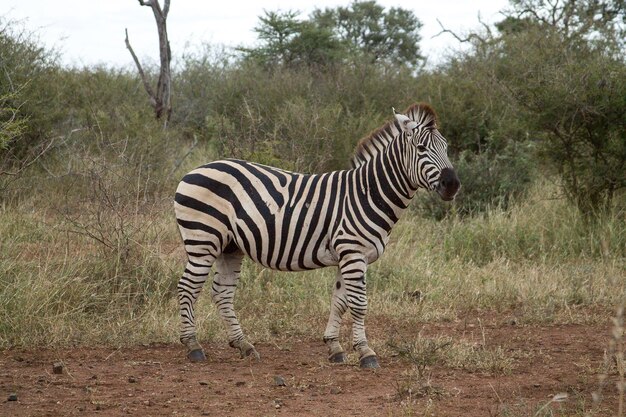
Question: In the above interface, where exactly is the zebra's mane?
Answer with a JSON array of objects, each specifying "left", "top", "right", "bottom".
[{"left": 351, "top": 103, "right": 439, "bottom": 168}]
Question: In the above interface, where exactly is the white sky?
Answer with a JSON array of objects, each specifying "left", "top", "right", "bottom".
[{"left": 3, "top": 0, "right": 509, "bottom": 68}]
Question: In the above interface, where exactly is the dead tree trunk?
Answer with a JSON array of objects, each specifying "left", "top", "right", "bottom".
[{"left": 125, "top": 0, "right": 172, "bottom": 126}]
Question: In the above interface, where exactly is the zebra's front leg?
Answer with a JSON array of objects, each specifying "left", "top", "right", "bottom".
[
  {"left": 178, "top": 258, "right": 213, "bottom": 362},
  {"left": 340, "top": 256, "right": 379, "bottom": 369},
  {"left": 323, "top": 270, "right": 349, "bottom": 363},
  {"left": 212, "top": 252, "right": 260, "bottom": 360}
]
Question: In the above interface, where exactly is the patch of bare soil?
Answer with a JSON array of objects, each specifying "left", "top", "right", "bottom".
[{"left": 1, "top": 315, "right": 620, "bottom": 416}]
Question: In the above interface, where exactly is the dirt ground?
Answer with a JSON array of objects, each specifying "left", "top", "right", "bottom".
[{"left": 1, "top": 314, "right": 620, "bottom": 417}]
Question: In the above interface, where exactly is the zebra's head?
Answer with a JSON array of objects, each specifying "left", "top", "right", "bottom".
[{"left": 394, "top": 104, "right": 460, "bottom": 201}]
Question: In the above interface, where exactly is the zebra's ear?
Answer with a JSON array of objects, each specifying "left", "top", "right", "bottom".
[{"left": 395, "top": 113, "right": 418, "bottom": 134}]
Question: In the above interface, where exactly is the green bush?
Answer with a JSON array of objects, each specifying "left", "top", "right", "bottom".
[
  {"left": 174, "top": 51, "right": 419, "bottom": 173},
  {"left": 0, "top": 91, "right": 26, "bottom": 151},
  {"left": 411, "top": 48, "right": 535, "bottom": 218},
  {"left": 0, "top": 18, "right": 62, "bottom": 158},
  {"left": 413, "top": 140, "right": 536, "bottom": 218}
]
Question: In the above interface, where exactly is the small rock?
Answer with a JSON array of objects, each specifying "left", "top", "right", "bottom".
[
  {"left": 52, "top": 362, "right": 64, "bottom": 374},
  {"left": 128, "top": 377, "right": 137, "bottom": 383},
  {"left": 235, "top": 381, "right": 245, "bottom": 387},
  {"left": 274, "top": 376, "right": 286, "bottom": 387},
  {"left": 330, "top": 387, "right": 342, "bottom": 395},
  {"left": 199, "top": 381, "right": 209, "bottom": 386},
  {"left": 7, "top": 393, "right": 18, "bottom": 402}
]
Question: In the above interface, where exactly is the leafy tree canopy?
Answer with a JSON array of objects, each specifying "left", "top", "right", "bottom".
[
  {"left": 311, "top": 1, "right": 424, "bottom": 66},
  {"left": 240, "top": 1, "right": 424, "bottom": 69}
]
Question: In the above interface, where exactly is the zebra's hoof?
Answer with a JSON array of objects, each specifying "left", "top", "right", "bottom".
[
  {"left": 329, "top": 351, "right": 347, "bottom": 363},
  {"left": 242, "top": 347, "right": 260, "bottom": 361},
  {"left": 187, "top": 349, "right": 207, "bottom": 363},
  {"left": 359, "top": 355, "right": 379, "bottom": 369}
]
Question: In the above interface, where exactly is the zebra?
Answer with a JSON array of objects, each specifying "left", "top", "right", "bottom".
[{"left": 174, "top": 103, "right": 460, "bottom": 368}]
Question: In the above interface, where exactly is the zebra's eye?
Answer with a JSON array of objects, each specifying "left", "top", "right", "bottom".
[{"left": 417, "top": 145, "right": 427, "bottom": 153}]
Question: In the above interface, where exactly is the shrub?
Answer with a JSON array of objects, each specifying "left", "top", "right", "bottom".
[
  {"left": 174, "top": 51, "right": 419, "bottom": 173},
  {"left": 0, "top": 18, "right": 62, "bottom": 158},
  {"left": 413, "top": 140, "right": 536, "bottom": 219}
]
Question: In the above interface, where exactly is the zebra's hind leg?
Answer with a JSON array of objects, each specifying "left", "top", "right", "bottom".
[
  {"left": 323, "top": 270, "right": 349, "bottom": 363},
  {"left": 212, "top": 250, "right": 260, "bottom": 360},
  {"left": 178, "top": 256, "right": 215, "bottom": 362}
]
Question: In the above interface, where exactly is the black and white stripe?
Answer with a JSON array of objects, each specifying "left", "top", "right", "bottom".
[{"left": 174, "top": 103, "right": 460, "bottom": 367}]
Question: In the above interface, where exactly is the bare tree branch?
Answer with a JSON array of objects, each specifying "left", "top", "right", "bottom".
[
  {"left": 0, "top": 135, "right": 56, "bottom": 176},
  {"left": 516, "top": 8, "right": 546, "bottom": 23},
  {"left": 169, "top": 134, "right": 198, "bottom": 178},
  {"left": 477, "top": 13, "right": 494, "bottom": 39},
  {"left": 433, "top": 18, "right": 488, "bottom": 44},
  {"left": 163, "top": 0, "right": 171, "bottom": 18},
  {"left": 124, "top": 28, "right": 158, "bottom": 109}
]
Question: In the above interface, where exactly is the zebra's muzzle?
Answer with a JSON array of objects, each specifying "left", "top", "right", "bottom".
[{"left": 436, "top": 168, "right": 460, "bottom": 201}]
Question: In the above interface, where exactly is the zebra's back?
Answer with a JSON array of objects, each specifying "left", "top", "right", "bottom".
[{"left": 175, "top": 159, "right": 346, "bottom": 271}]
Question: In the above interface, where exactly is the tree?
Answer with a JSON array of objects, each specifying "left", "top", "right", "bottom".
[
  {"left": 505, "top": 0, "right": 625, "bottom": 46},
  {"left": 497, "top": 28, "right": 625, "bottom": 214},
  {"left": 312, "top": 1, "right": 424, "bottom": 67},
  {"left": 241, "top": 1, "right": 424, "bottom": 69},
  {"left": 125, "top": 0, "right": 172, "bottom": 125},
  {"left": 495, "top": 0, "right": 626, "bottom": 214},
  {"left": 423, "top": 0, "right": 625, "bottom": 216},
  {"left": 240, "top": 11, "right": 343, "bottom": 68}
]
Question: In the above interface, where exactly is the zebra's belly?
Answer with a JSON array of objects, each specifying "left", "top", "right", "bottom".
[
  {"left": 249, "top": 248, "right": 338, "bottom": 272},
  {"left": 230, "top": 223, "right": 339, "bottom": 272}
]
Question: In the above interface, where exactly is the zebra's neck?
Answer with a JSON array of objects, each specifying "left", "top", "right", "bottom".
[{"left": 349, "top": 135, "right": 418, "bottom": 235}]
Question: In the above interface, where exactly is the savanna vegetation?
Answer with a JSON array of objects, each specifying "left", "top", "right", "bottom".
[{"left": 0, "top": 0, "right": 625, "bottom": 413}]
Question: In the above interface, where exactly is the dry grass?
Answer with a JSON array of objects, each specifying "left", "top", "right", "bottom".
[
  {"left": 0, "top": 181, "right": 624, "bottom": 350},
  {"left": 1, "top": 181, "right": 624, "bottom": 348},
  {"left": 385, "top": 333, "right": 515, "bottom": 376},
  {"left": 592, "top": 305, "right": 625, "bottom": 415}
]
